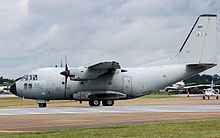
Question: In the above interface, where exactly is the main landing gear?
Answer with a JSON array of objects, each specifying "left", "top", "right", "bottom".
[
  {"left": 89, "top": 100, "right": 114, "bottom": 106},
  {"left": 203, "top": 96, "right": 210, "bottom": 100},
  {"left": 203, "top": 96, "right": 219, "bottom": 100}
]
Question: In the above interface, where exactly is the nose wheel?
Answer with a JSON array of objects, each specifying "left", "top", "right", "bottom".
[
  {"left": 38, "top": 103, "right": 47, "bottom": 108},
  {"left": 37, "top": 100, "right": 47, "bottom": 108}
]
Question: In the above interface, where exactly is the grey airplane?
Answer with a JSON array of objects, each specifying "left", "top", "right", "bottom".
[{"left": 10, "top": 14, "right": 217, "bottom": 107}]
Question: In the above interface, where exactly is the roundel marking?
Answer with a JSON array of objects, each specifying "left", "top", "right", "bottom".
[
  {"left": 141, "top": 82, "right": 144, "bottom": 89},
  {"left": 163, "top": 74, "right": 166, "bottom": 78}
]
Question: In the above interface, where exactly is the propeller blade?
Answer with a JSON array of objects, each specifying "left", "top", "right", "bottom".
[
  {"left": 60, "top": 55, "right": 69, "bottom": 99},
  {"left": 64, "top": 76, "right": 67, "bottom": 99}
]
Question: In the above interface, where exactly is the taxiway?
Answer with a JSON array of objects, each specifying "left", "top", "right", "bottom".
[
  {"left": 0, "top": 96, "right": 220, "bottom": 132},
  {"left": 0, "top": 105, "right": 220, "bottom": 115}
]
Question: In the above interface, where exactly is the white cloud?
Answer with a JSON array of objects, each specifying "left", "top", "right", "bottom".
[
  {"left": 19, "top": 0, "right": 29, "bottom": 15},
  {"left": 0, "top": 0, "right": 219, "bottom": 78}
]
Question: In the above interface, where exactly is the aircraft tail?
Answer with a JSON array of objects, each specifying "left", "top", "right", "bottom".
[
  {"left": 211, "top": 79, "right": 214, "bottom": 89},
  {"left": 175, "top": 14, "right": 217, "bottom": 65}
]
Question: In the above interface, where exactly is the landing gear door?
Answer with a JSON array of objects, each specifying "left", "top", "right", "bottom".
[{"left": 123, "top": 76, "right": 132, "bottom": 95}]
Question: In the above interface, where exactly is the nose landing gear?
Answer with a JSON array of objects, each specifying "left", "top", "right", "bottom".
[
  {"left": 38, "top": 103, "right": 47, "bottom": 108},
  {"left": 37, "top": 100, "right": 47, "bottom": 108}
]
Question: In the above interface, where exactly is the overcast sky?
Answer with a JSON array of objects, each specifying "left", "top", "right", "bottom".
[{"left": 0, "top": 0, "right": 220, "bottom": 79}]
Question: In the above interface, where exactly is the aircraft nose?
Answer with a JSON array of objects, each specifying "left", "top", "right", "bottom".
[{"left": 10, "top": 83, "right": 17, "bottom": 95}]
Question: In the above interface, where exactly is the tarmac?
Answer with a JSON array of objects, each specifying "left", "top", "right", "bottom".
[
  {"left": 0, "top": 105, "right": 220, "bottom": 115},
  {"left": 0, "top": 96, "right": 220, "bottom": 132}
]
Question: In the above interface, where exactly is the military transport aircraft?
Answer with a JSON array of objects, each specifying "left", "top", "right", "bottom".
[
  {"left": 164, "top": 81, "right": 185, "bottom": 91},
  {"left": 10, "top": 14, "right": 218, "bottom": 107}
]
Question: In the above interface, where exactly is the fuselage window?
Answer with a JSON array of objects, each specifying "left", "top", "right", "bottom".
[
  {"left": 28, "top": 83, "right": 32, "bottom": 89},
  {"left": 24, "top": 83, "right": 27, "bottom": 89}
]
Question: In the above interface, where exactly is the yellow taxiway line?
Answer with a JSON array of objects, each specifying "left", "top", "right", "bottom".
[{"left": 0, "top": 130, "right": 36, "bottom": 133}]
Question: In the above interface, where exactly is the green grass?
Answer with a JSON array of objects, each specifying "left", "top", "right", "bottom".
[
  {"left": 0, "top": 97, "right": 74, "bottom": 107},
  {"left": 1, "top": 120, "right": 220, "bottom": 138},
  {"left": 0, "top": 93, "right": 180, "bottom": 108}
]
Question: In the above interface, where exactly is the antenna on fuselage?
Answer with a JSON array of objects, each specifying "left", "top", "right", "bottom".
[
  {"left": 61, "top": 59, "right": 63, "bottom": 67},
  {"left": 211, "top": 79, "right": 214, "bottom": 89}
]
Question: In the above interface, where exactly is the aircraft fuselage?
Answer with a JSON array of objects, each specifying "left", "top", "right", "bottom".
[{"left": 14, "top": 64, "right": 206, "bottom": 101}]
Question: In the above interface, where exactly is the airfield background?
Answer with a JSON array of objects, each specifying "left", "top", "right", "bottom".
[{"left": 1, "top": 74, "right": 220, "bottom": 94}]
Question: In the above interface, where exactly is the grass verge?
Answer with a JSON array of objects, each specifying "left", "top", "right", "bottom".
[
  {"left": 0, "top": 97, "right": 74, "bottom": 107},
  {"left": 0, "top": 120, "right": 220, "bottom": 138}
]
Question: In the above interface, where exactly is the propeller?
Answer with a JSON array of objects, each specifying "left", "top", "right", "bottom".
[{"left": 60, "top": 56, "right": 69, "bottom": 99}]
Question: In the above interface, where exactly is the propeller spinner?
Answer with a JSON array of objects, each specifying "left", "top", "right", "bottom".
[{"left": 60, "top": 56, "right": 69, "bottom": 99}]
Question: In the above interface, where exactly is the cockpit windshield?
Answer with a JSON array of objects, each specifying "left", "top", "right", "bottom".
[
  {"left": 21, "top": 75, "right": 37, "bottom": 81},
  {"left": 206, "top": 89, "right": 213, "bottom": 93}
]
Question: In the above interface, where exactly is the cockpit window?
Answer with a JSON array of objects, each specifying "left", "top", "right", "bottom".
[
  {"left": 33, "top": 75, "right": 37, "bottom": 81},
  {"left": 22, "top": 75, "right": 28, "bottom": 81},
  {"left": 28, "top": 75, "right": 32, "bottom": 80},
  {"left": 22, "top": 75, "right": 37, "bottom": 81}
]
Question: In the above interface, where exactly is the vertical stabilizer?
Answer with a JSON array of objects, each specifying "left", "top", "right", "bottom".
[
  {"left": 211, "top": 79, "right": 214, "bottom": 89},
  {"left": 175, "top": 14, "right": 217, "bottom": 65}
]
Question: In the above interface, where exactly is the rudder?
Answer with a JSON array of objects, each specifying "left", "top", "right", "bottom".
[{"left": 175, "top": 14, "right": 217, "bottom": 65}]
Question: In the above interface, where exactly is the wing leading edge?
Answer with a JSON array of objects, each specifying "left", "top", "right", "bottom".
[{"left": 69, "top": 61, "right": 121, "bottom": 81}]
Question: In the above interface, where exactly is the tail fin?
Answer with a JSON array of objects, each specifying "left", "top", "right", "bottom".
[
  {"left": 175, "top": 14, "right": 217, "bottom": 65},
  {"left": 211, "top": 79, "right": 214, "bottom": 89}
]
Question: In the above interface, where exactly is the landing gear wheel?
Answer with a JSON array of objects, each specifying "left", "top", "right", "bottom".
[
  {"left": 102, "top": 100, "right": 114, "bottom": 106},
  {"left": 203, "top": 96, "right": 205, "bottom": 100},
  {"left": 208, "top": 96, "right": 210, "bottom": 100},
  {"left": 89, "top": 100, "right": 100, "bottom": 106},
  {"left": 38, "top": 103, "right": 46, "bottom": 108},
  {"left": 216, "top": 96, "right": 219, "bottom": 100}
]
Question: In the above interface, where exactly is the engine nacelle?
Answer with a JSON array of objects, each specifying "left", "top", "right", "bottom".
[
  {"left": 215, "top": 89, "right": 219, "bottom": 94},
  {"left": 69, "top": 68, "right": 107, "bottom": 81}
]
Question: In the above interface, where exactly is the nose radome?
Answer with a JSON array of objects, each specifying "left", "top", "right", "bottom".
[{"left": 10, "top": 83, "right": 17, "bottom": 95}]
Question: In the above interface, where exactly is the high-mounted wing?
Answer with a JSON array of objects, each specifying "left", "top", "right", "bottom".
[
  {"left": 184, "top": 84, "right": 220, "bottom": 89},
  {"left": 69, "top": 61, "right": 121, "bottom": 81},
  {"left": 88, "top": 61, "right": 120, "bottom": 70}
]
